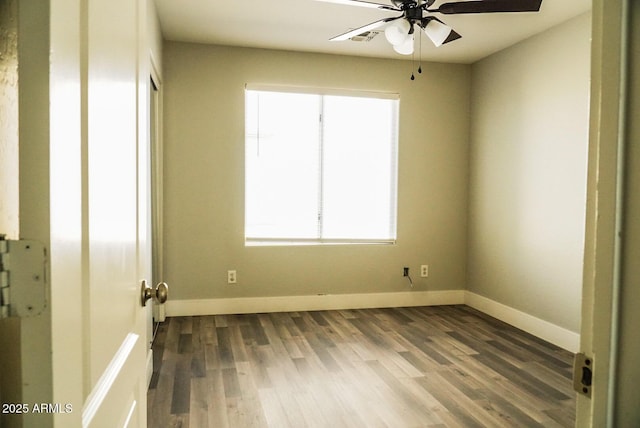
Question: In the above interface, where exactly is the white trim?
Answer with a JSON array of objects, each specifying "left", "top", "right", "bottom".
[
  {"left": 82, "top": 333, "right": 139, "bottom": 428},
  {"left": 245, "top": 83, "right": 400, "bottom": 100},
  {"left": 165, "top": 290, "right": 465, "bottom": 317},
  {"left": 464, "top": 291, "right": 580, "bottom": 353},
  {"left": 245, "top": 238, "right": 397, "bottom": 246}
]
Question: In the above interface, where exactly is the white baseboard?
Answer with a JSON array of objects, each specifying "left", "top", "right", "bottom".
[
  {"left": 164, "top": 289, "right": 579, "bottom": 353},
  {"left": 464, "top": 291, "right": 580, "bottom": 353},
  {"left": 165, "top": 290, "right": 465, "bottom": 317}
]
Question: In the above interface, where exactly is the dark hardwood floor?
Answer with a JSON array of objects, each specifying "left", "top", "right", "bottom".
[{"left": 147, "top": 305, "right": 576, "bottom": 427}]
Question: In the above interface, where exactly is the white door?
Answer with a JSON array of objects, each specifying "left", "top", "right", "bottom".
[
  {"left": 80, "top": 150, "right": 149, "bottom": 425},
  {"left": 82, "top": 0, "right": 148, "bottom": 425},
  {"left": 46, "top": 0, "right": 151, "bottom": 426}
]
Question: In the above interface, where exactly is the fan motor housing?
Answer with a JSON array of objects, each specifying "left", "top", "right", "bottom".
[
  {"left": 391, "top": 0, "right": 413, "bottom": 9},
  {"left": 392, "top": 1, "right": 425, "bottom": 21},
  {"left": 391, "top": 0, "right": 435, "bottom": 9}
]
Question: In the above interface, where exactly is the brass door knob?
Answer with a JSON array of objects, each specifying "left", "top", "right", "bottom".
[
  {"left": 155, "top": 282, "right": 169, "bottom": 304},
  {"left": 140, "top": 280, "right": 170, "bottom": 307}
]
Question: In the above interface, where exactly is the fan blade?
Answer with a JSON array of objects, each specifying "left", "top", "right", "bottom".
[
  {"left": 442, "top": 28, "right": 461, "bottom": 43},
  {"left": 316, "top": 0, "right": 400, "bottom": 11},
  {"left": 330, "top": 16, "right": 403, "bottom": 41},
  {"left": 435, "top": 0, "right": 542, "bottom": 14}
]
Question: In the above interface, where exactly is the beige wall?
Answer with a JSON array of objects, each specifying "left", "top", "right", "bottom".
[
  {"left": 468, "top": 13, "right": 591, "bottom": 333},
  {"left": 163, "top": 42, "right": 470, "bottom": 301}
]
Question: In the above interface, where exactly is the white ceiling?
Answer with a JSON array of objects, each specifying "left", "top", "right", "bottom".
[{"left": 153, "top": 0, "right": 591, "bottom": 64}]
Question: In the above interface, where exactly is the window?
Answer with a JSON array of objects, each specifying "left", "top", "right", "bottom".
[{"left": 245, "top": 86, "right": 399, "bottom": 245}]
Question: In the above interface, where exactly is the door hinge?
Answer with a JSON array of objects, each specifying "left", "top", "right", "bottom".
[
  {"left": 0, "top": 235, "right": 47, "bottom": 319},
  {"left": 573, "top": 352, "right": 593, "bottom": 398}
]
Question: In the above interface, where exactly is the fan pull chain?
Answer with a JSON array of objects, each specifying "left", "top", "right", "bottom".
[
  {"left": 418, "top": 33, "right": 423, "bottom": 74},
  {"left": 410, "top": 49, "right": 415, "bottom": 80},
  {"left": 410, "top": 34, "right": 423, "bottom": 80}
]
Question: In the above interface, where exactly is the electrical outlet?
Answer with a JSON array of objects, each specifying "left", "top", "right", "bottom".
[
  {"left": 227, "top": 270, "right": 237, "bottom": 284},
  {"left": 403, "top": 267, "right": 409, "bottom": 277},
  {"left": 421, "top": 265, "right": 429, "bottom": 277}
]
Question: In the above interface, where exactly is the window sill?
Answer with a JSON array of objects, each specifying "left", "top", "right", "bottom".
[{"left": 245, "top": 238, "right": 396, "bottom": 247}]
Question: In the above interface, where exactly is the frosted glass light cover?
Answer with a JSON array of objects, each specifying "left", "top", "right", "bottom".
[
  {"left": 384, "top": 19, "right": 411, "bottom": 46},
  {"left": 393, "top": 35, "right": 414, "bottom": 55},
  {"left": 424, "top": 19, "right": 452, "bottom": 47}
]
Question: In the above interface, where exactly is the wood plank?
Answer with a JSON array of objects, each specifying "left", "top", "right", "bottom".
[
  {"left": 206, "top": 369, "right": 230, "bottom": 428},
  {"left": 216, "top": 327, "right": 235, "bottom": 369},
  {"left": 188, "top": 376, "right": 209, "bottom": 427},
  {"left": 170, "top": 355, "right": 192, "bottom": 414}
]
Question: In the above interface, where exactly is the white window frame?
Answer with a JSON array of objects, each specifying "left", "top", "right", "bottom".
[{"left": 244, "top": 84, "right": 399, "bottom": 246}]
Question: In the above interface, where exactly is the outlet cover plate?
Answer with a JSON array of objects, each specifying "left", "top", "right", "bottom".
[
  {"left": 227, "top": 270, "right": 237, "bottom": 284},
  {"left": 421, "top": 265, "right": 429, "bottom": 277}
]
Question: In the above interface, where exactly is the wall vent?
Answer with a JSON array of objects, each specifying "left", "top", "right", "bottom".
[{"left": 350, "top": 31, "right": 380, "bottom": 42}]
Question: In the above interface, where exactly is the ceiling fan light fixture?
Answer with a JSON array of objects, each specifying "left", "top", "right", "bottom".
[
  {"left": 393, "top": 34, "right": 414, "bottom": 55},
  {"left": 323, "top": 0, "right": 544, "bottom": 59},
  {"left": 384, "top": 19, "right": 411, "bottom": 45},
  {"left": 423, "top": 18, "right": 454, "bottom": 47}
]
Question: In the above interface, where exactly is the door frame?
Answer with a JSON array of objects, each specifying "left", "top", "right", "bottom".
[
  {"left": 577, "top": 0, "right": 630, "bottom": 426},
  {"left": 149, "top": 58, "right": 166, "bottom": 326}
]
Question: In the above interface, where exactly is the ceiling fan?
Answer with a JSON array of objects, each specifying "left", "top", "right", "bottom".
[{"left": 320, "top": 0, "right": 543, "bottom": 55}]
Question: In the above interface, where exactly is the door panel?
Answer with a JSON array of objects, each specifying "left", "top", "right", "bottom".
[
  {"left": 82, "top": 334, "right": 141, "bottom": 427},
  {"left": 82, "top": 0, "right": 148, "bottom": 425}
]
